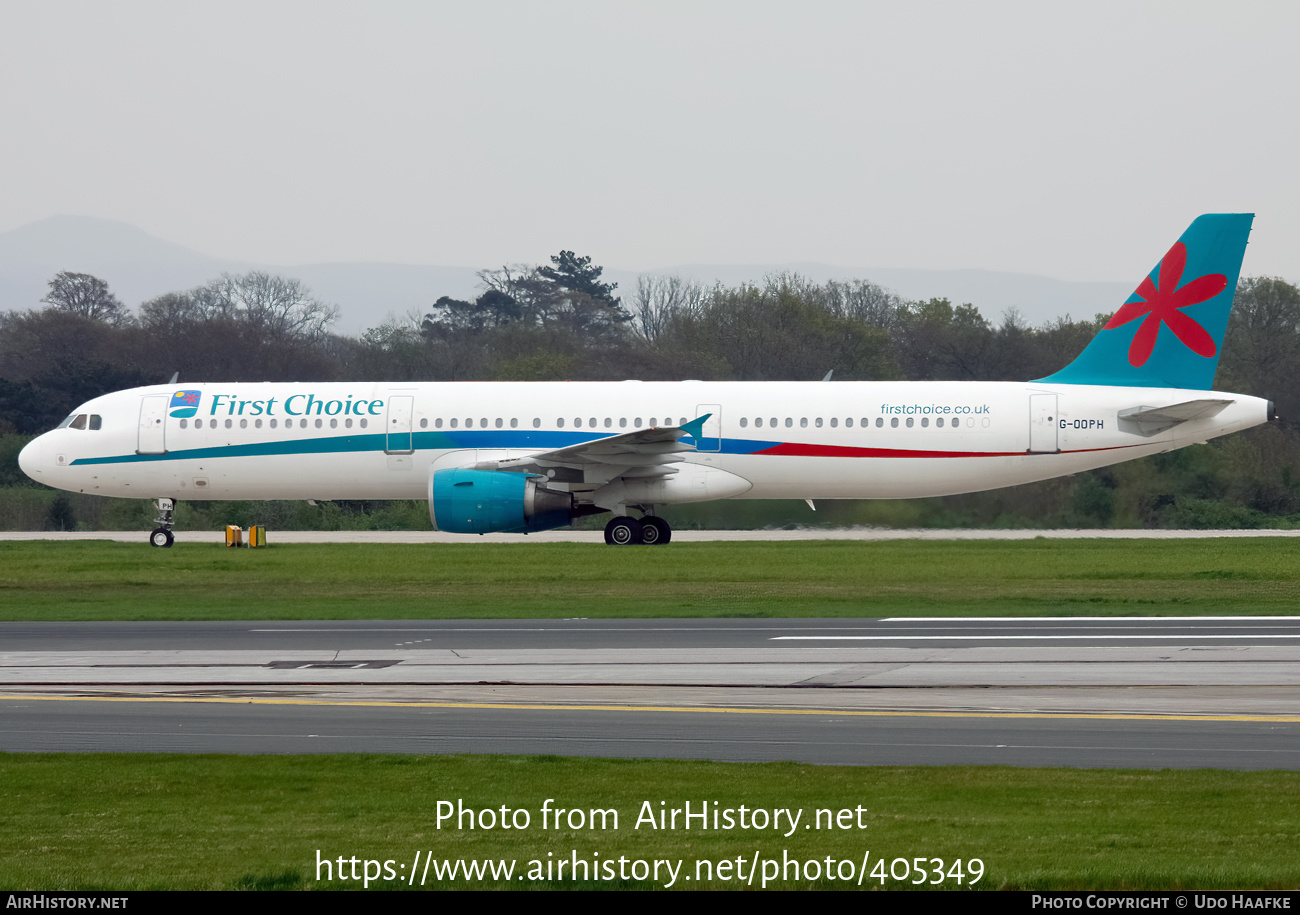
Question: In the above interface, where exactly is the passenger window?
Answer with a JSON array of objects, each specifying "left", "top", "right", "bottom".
[
  {"left": 890, "top": 418, "right": 898, "bottom": 428},
  {"left": 495, "top": 418, "right": 503, "bottom": 428},
  {"left": 270, "top": 418, "right": 277, "bottom": 429},
  {"left": 532, "top": 418, "right": 540, "bottom": 428},
  {"left": 345, "top": 418, "right": 352, "bottom": 428},
  {"left": 785, "top": 418, "right": 793, "bottom": 428},
  {"left": 558, "top": 418, "right": 565, "bottom": 428},
  {"left": 800, "top": 417, "right": 808, "bottom": 428},
  {"left": 510, "top": 418, "right": 518, "bottom": 428},
  {"left": 876, "top": 418, "right": 884, "bottom": 428},
  {"left": 575, "top": 418, "right": 583, "bottom": 428},
  {"left": 360, "top": 418, "right": 367, "bottom": 429},
  {"left": 240, "top": 419, "right": 248, "bottom": 429},
  {"left": 420, "top": 418, "right": 428, "bottom": 428},
  {"left": 605, "top": 418, "right": 612, "bottom": 428},
  {"left": 435, "top": 418, "right": 443, "bottom": 428},
  {"left": 740, "top": 417, "right": 749, "bottom": 428},
  {"left": 815, "top": 418, "right": 823, "bottom": 428},
  {"left": 906, "top": 417, "right": 914, "bottom": 428},
  {"left": 829, "top": 418, "right": 837, "bottom": 428},
  {"left": 329, "top": 418, "right": 338, "bottom": 429},
  {"left": 195, "top": 419, "right": 204, "bottom": 429},
  {"left": 619, "top": 417, "right": 627, "bottom": 428},
  {"left": 451, "top": 418, "right": 459, "bottom": 428},
  {"left": 921, "top": 417, "right": 928, "bottom": 428},
  {"left": 255, "top": 418, "right": 263, "bottom": 428},
  {"left": 590, "top": 417, "right": 598, "bottom": 427},
  {"left": 315, "top": 418, "right": 322, "bottom": 429},
  {"left": 936, "top": 417, "right": 944, "bottom": 428},
  {"left": 179, "top": 419, "right": 188, "bottom": 429}
]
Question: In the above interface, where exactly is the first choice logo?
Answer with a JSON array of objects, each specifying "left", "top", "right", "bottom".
[{"left": 207, "top": 393, "right": 385, "bottom": 418}]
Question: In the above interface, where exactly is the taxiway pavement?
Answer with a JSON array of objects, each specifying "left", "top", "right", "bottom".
[{"left": 2, "top": 617, "right": 1297, "bottom": 768}]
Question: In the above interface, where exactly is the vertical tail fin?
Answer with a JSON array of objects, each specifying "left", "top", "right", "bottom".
[{"left": 1038, "top": 213, "right": 1253, "bottom": 389}]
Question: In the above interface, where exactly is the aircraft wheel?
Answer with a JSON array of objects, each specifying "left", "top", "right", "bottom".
[
  {"left": 149, "top": 528, "right": 174, "bottom": 548},
  {"left": 604, "top": 516, "right": 643, "bottom": 546},
  {"left": 641, "top": 517, "right": 671, "bottom": 545}
]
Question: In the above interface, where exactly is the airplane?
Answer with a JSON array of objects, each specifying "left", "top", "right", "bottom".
[{"left": 17, "top": 213, "right": 1272, "bottom": 547}]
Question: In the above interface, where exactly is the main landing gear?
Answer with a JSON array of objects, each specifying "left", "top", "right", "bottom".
[
  {"left": 603, "top": 514, "right": 671, "bottom": 545},
  {"left": 149, "top": 498, "right": 175, "bottom": 548}
]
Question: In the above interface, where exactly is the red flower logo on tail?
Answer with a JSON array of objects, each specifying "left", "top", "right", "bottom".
[{"left": 1103, "top": 242, "right": 1227, "bottom": 367}]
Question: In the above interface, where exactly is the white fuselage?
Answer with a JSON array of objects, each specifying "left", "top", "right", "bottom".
[{"left": 18, "top": 380, "right": 1271, "bottom": 508}]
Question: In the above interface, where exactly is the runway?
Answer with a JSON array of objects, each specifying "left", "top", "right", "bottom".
[{"left": 2, "top": 617, "right": 1298, "bottom": 768}]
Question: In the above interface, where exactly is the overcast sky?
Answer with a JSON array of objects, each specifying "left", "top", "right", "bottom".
[{"left": 2, "top": 1, "right": 1296, "bottom": 283}]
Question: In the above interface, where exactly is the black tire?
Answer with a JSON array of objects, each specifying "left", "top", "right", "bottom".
[
  {"left": 149, "top": 528, "right": 174, "bottom": 548},
  {"left": 604, "top": 516, "right": 643, "bottom": 545},
  {"left": 641, "top": 517, "right": 671, "bottom": 545}
]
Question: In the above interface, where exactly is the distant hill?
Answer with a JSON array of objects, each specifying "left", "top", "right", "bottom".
[{"left": 0, "top": 215, "right": 1131, "bottom": 335}]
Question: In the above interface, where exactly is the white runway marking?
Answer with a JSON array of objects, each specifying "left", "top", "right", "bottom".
[
  {"left": 774, "top": 634, "right": 1300, "bottom": 641},
  {"left": 884, "top": 616, "right": 1300, "bottom": 622}
]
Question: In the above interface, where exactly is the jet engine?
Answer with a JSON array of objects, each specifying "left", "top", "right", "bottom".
[{"left": 429, "top": 468, "right": 576, "bottom": 534}]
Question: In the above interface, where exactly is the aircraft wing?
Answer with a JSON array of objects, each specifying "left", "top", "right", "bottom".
[
  {"left": 486, "top": 414, "right": 711, "bottom": 487},
  {"left": 1117, "top": 398, "right": 1234, "bottom": 436}
]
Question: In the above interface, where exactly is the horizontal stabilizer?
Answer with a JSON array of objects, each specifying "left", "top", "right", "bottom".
[{"left": 1117, "top": 398, "right": 1233, "bottom": 437}]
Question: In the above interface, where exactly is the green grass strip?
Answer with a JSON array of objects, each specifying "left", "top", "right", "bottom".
[
  {"left": 1, "top": 539, "right": 1299, "bottom": 620},
  {"left": 0, "top": 754, "right": 1296, "bottom": 890}
]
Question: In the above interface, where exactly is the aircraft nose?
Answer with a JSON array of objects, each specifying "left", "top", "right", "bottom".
[{"left": 17, "top": 436, "right": 44, "bottom": 482}]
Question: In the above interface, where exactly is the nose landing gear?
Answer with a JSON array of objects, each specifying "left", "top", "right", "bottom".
[{"left": 149, "top": 498, "right": 176, "bottom": 548}]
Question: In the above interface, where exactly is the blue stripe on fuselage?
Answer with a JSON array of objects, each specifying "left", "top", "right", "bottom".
[{"left": 69, "top": 431, "right": 787, "bottom": 466}]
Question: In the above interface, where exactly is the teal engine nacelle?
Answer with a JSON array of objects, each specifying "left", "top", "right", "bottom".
[{"left": 429, "top": 468, "right": 576, "bottom": 534}]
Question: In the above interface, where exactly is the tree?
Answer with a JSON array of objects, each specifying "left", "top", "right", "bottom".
[
  {"left": 630, "top": 275, "right": 706, "bottom": 343},
  {"left": 136, "top": 273, "right": 340, "bottom": 381},
  {"left": 476, "top": 252, "right": 631, "bottom": 336},
  {"left": 892, "top": 298, "right": 993, "bottom": 380},
  {"left": 41, "top": 272, "right": 126, "bottom": 324},
  {"left": 189, "top": 272, "right": 338, "bottom": 343},
  {"left": 1221, "top": 276, "right": 1300, "bottom": 418},
  {"left": 421, "top": 289, "right": 524, "bottom": 339},
  {"left": 538, "top": 250, "right": 620, "bottom": 304}
]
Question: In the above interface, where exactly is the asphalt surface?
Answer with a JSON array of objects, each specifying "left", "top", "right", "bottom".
[{"left": 2, "top": 617, "right": 1298, "bottom": 768}]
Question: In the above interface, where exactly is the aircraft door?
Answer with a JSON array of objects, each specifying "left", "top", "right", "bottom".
[
  {"left": 385, "top": 395, "right": 414, "bottom": 454},
  {"left": 137, "top": 394, "right": 169, "bottom": 455},
  {"left": 694, "top": 403, "right": 722, "bottom": 452},
  {"left": 1028, "top": 394, "right": 1059, "bottom": 453}
]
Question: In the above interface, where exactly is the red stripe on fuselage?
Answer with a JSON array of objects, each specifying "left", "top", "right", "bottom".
[{"left": 750, "top": 443, "right": 1136, "bottom": 458}]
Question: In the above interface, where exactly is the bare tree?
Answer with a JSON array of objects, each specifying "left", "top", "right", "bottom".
[
  {"left": 189, "top": 272, "right": 338, "bottom": 342},
  {"left": 41, "top": 272, "right": 127, "bottom": 324},
  {"left": 631, "top": 275, "right": 706, "bottom": 342}
]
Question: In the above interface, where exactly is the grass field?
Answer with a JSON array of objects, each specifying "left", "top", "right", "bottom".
[
  {"left": 1, "top": 537, "right": 1298, "bottom": 620},
  {"left": 2, "top": 754, "right": 1297, "bottom": 891},
  {"left": 5, "top": 537, "right": 1298, "bottom": 892}
]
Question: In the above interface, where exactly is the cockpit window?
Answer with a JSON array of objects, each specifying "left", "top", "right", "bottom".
[
  {"left": 56, "top": 414, "right": 76, "bottom": 429},
  {"left": 68, "top": 414, "right": 88, "bottom": 430},
  {"left": 88, "top": 414, "right": 102, "bottom": 431}
]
